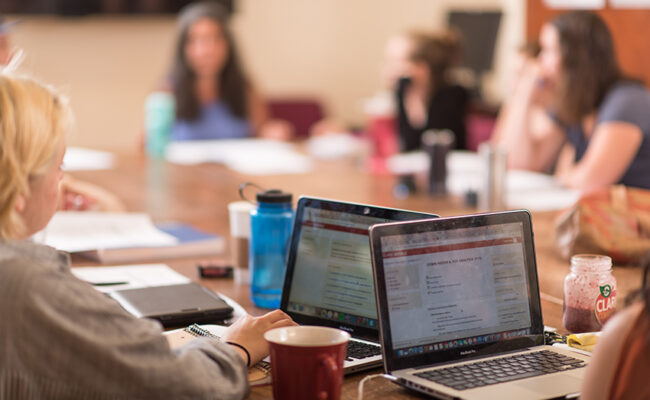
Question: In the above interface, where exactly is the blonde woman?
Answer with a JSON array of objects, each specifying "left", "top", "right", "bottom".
[{"left": 0, "top": 72, "right": 295, "bottom": 398}]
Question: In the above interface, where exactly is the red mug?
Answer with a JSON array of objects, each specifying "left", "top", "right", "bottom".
[{"left": 264, "top": 326, "right": 350, "bottom": 400}]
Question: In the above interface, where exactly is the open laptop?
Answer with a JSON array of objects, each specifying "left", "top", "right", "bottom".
[
  {"left": 369, "top": 210, "right": 590, "bottom": 399},
  {"left": 280, "top": 196, "right": 436, "bottom": 374}
]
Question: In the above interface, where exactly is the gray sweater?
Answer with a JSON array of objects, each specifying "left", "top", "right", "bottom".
[{"left": 0, "top": 240, "right": 249, "bottom": 400}]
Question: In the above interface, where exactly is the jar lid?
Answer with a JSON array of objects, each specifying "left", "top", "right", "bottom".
[
  {"left": 570, "top": 254, "right": 612, "bottom": 272},
  {"left": 256, "top": 189, "right": 292, "bottom": 204}
]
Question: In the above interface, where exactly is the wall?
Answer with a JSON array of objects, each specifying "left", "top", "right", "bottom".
[
  {"left": 12, "top": 17, "right": 176, "bottom": 151},
  {"left": 10, "top": 0, "right": 524, "bottom": 152}
]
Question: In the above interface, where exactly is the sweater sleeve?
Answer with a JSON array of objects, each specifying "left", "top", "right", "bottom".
[{"left": 6, "top": 255, "right": 249, "bottom": 400}]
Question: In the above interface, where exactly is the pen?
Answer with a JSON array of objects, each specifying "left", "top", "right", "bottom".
[{"left": 90, "top": 281, "right": 129, "bottom": 287}]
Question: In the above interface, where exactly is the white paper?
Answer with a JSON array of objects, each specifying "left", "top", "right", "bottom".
[
  {"left": 609, "top": 0, "right": 650, "bottom": 7},
  {"left": 506, "top": 187, "right": 579, "bottom": 212},
  {"left": 387, "top": 151, "right": 579, "bottom": 211},
  {"left": 306, "top": 132, "right": 366, "bottom": 160},
  {"left": 543, "top": 0, "right": 605, "bottom": 8},
  {"left": 72, "top": 264, "right": 190, "bottom": 293},
  {"left": 552, "top": 343, "right": 593, "bottom": 357},
  {"left": 165, "top": 139, "right": 313, "bottom": 175},
  {"left": 36, "top": 212, "right": 178, "bottom": 252},
  {"left": 506, "top": 170, "right": 580, "bottom": 211},
  {"left": 63, "top": 146, "right": 115, "bottom": 171},
  {"left": 446, "top": 151, "right": 484, "bottom": 194},
  {"left": 386, "top": 151, "right": 429, "bottom": 175},
  {"left": 363, "top": 90, "right": 395, "bottom": 116}
]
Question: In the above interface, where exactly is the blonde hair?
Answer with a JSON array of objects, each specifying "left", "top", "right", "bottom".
[{"left": 0, "top": 73, "right": 71, "bottom": 239}]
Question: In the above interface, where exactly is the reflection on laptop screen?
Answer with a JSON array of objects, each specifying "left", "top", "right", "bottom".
[
  {"left": 287, "top": 206, "right": 387, "bottom": 330},
  {"left": 380, "top": 222, "right": 532, "bottom": 358}
]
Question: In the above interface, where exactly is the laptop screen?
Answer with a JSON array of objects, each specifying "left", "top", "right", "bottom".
[
  {"left": 370, "top": 211, "right": 544, "bottom": 370},
  {"left": 287, "top": 206, "right": 385, "bottom": 329},
  {"left": 281, "top": 197, "right": 436, "bottom": 340}
]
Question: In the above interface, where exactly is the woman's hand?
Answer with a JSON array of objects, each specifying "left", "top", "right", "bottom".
[
  {"left": 58, "top": 175, "right": 125, "bottom": 212},
  {"left": 259, "top": 119, "right": 295, "bottom": 141},
  {"left": 222, "top": 310, "right": 296, "bottom": 366},
  {"left": 490, "top": 56, "right": 566, "bottom": 172},
  {"left": 514, "top": 59, "right": 549, "bottom": 107}
]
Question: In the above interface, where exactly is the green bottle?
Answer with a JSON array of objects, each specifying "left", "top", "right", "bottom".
[{"left": 145, "top": 92, "right": 175, "bottom": 158}]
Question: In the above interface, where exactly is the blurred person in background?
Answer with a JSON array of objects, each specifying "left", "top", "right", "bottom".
[
  {"left": 315, "top": 30, "right": 469, "bottom": 173},
  {"left": 491, "top": 11, "right": 650, "bottom": 192},
  {"left": 165, "top": 1, "right": 292, "bottom": 141},
  {"left": 0, "top": 70, "right": 295, "bottom": 399},
  {"left": 395, "top": 30, "right": 469, "bottom": 152},
  {"left": 489, "top": 41, "right": 559, "bottom": 170}
]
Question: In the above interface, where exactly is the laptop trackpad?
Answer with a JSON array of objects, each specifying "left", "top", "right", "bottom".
[{"left": 515, "top": 374, "right": 582, "bottom": 397}]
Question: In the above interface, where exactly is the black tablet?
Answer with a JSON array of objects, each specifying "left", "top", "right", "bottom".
[{"left": 111, "top": 282, "right": 233, "bottom": 328}]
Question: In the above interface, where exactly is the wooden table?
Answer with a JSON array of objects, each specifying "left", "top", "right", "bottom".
[{"left": 69, "top": 154, "right": 643, "bottom": 399}]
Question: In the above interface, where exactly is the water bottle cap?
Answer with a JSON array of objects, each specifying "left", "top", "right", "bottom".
[{"left": 256, "top": 189, "right": 292, "bottom": 204}]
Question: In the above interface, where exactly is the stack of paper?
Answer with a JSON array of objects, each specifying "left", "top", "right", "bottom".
[
  {"left": 306, "top": 133, "right": 367, "bottom": 160},
  {"left": 35, "top": 212, "right": 224, "bottom": 263},
  {"left": 71, "top": 264, "right": 190, "bottom": 293},
  {"left": 386, "top": 151, "right": 579, "bottom": 211},
  {"left": 37, "top": 212, "right": 177, "bottom": 252},
  {"left": 165, "top": 139, "right": 313, "bottom": 175},
  {"left": 62, "top": 147, "right": 115, "bottom": 171}
]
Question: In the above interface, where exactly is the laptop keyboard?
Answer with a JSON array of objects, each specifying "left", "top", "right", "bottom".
[
  {"left": 414, "top": 350, "right": 586, "bottom": 391},
  {"left": 346, "top": 340, "right": 381, "bottom": 361}
]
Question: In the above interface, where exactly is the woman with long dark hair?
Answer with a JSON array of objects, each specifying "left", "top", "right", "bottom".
[
  {"left": 169, "top": 2, "right": 290, "bottom": 141},
  {"left": 491, "top": 11, "right": 650, "bottom": 192}
]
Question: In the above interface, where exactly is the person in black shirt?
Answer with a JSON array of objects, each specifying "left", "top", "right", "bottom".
[{"left": 395, "top": 31, "right": 469, "bottom": 152}]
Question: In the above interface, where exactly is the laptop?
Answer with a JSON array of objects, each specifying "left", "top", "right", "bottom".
[
  {"left": 369, "top": 210, "right": 590, "bottom": 399},
  {"left": 280, "top": 196, "right": 436, "bottom": 374},
  {"left": 111, "top": 282, "right": 233, "bottom": 328}
]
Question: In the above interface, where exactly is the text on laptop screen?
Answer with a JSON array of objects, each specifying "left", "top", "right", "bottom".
[
  {"left": 287, "top": 206, "right": 387, "bottom": 329},
  {"left": 380, "top": 222, "right": 532, "bottom": 357}
]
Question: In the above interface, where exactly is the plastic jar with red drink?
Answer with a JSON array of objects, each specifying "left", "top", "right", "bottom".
[{"left": 563, "top": 254, "right": 617, "bottom": 333}]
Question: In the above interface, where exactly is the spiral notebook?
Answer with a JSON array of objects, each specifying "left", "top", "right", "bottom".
[{"left": 165, "top": 324, "right": 271, "bottom": 386}]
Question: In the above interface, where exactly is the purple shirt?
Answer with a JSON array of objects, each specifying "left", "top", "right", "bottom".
[
  {"left": 561, "top": 82, "right": 650, "bottom": 189},
  {"left": 172, "top": 101, "right": 252, "bottom": 141}
]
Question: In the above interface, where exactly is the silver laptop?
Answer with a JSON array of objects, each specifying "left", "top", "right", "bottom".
[
  {"left": 369, "top": 210, "right": 590, "bottom": 399},
  {"left": 280, "top": 196, "right": 436, "bottom": 374}
]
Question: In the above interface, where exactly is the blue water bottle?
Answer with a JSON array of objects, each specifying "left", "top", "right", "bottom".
[{"left": 248, "top": 188, "right": 294, "bottom": 309}]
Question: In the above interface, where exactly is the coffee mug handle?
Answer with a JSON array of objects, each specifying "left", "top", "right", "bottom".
[{"left": 316, "top": 354, "right": 339, "bottom": 400}]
